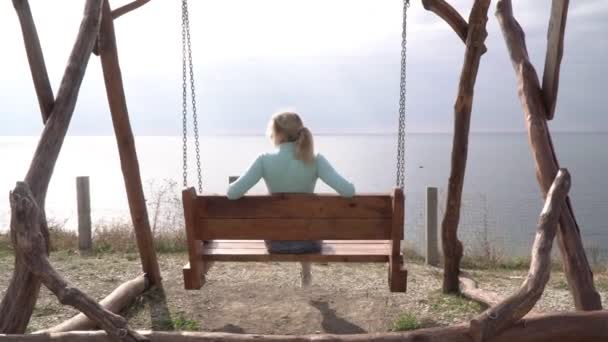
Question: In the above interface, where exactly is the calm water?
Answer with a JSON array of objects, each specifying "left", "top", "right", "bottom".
[{"left": 0, "top": 133, "right": 606, "bottom": 259}]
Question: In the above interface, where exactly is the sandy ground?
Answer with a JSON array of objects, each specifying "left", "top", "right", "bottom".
[{"left": 0, "top": 252, "right": 606, "bottom": 334}]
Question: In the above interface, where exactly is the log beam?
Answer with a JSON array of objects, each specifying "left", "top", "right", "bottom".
[
  {"left": 98, "top": 0, "right": 162, "bottom": 286},
  {"left": 459, "top": 274, "right": 502, "bottom": 308},
  {"left": 441, "top": 0, "right": 491, "bottom": 293},
  {"left": 469, "top": 169, "right": 571, "bottom": 342},
  {"left": 542, "top": 0, "right": 569, "bottom": 119},
  {"left": 0, "top": 311, "right": 606, "bottom": 342},
  {"left": 496, "top": 0, "right": 602, "bottom": 311},
  {"left": 40, "top": 275, "right": 149, "bottom": 333},
  {"left": 421, "top": 0, "right": 469, "bottom": 43},
  {"left": 0, "top": 0, "right": 104, "bottom": 333},
  {"left": 12, "top": 0, "right": 54, "bottom": 122}
]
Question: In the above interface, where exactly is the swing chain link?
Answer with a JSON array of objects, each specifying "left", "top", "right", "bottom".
[
  {"left": 181, "top": 0, "right": 203, "bottom": 193},
  {"left": 181, "top": 0, "right": 188, "bottom": 188},
  {"left": 396, "top": 0, "right": 409, "bottom": 190}
]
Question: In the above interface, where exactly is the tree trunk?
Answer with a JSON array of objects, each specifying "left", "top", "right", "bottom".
[
  {"left": 441, "top": 0, "right": 491, "bottom": 293},
  {"left": 496, "top": 0, "right": 601, "bottom": 311},
  {"left": 0, "top": 0, "right": 104, "bottom": 333}
]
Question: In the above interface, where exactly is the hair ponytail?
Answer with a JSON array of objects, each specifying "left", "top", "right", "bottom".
[
  {"left": 268, "top": 112, "right": 315, "bottom": 163},
  {"left": 295, "top": 126, "right": 314, "bottom": 163}
]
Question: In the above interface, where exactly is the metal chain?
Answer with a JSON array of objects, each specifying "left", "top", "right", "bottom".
[
  {"left": 181, "top": 0, "right": 189, "bottom": 188},
  {"left": 181, "top": 0, "right": 203, "bottom": 193},
  {"left": 396, "top": 0, "right": 409, "bottom": 190}
]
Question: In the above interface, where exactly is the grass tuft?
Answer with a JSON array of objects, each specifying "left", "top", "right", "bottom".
[{"left": 392, "top": 312, "right": 420, "bottom": 331}]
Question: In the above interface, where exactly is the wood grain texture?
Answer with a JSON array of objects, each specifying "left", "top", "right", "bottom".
[
  {"left": 542, "top": 0, "right": 569, "bottom": 119},
  {"left": 470, "top": 169, "right": 571, "bottom": 342},
  {"left": 7, "top": 183, "right": 145, "bottom": 342},
  {"left": 99, "top": 0, "right": 161, "bottom": 286},
  {"left": 197, "top": 194, "right": 392, "bottom": 218},
  {"left": 40, "top": 275, "right": 148, "bottom": 333},
  {"left": 0, "top": 0, "right": 103, "bottom": 333},
  {"left": 198, "top": 219, "right": 392, "bottom": 240},
  {"left": 496, "top": 0, "right": 601, "bottom": 311},
  {"left": 441, "top": 0, "right": 491, "bottom": 293},
  {"left": 0, "top": 311, "right": 607, "bottom": 342}
]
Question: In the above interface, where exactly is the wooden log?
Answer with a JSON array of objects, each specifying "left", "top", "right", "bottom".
[
  {"left": 542, "top": 0, "right": 569, "bottom": 120},
  {"left": 421, "top": 0, "right": 469, "bottom": 43},
  {"left": 0, "top": 311, "right": 607, "bottom": 342},
  {"left": 459, "top": 275, "right": 502, "bottom": 308},
  {"left": 12, "top": 0, "right": 54, "bottom": 122},
  {"left": 496, "top": 0, "right": 602, "bottom": 311},
  {"left": 0, "top": 0, "right": 103, "bottom": 333},
  {"left": 40, "top": 275, "right": 149, "bottom": 333},
  {"left": 441, "top": 0, "right": 491, "bottom": 293},
  {"left": 8, "top": 183, "right": 146, "bottom": 342},
  {"left": 469, "top": 169, "right": 571, "bottom": 342},
  {"left": 111, "top": 0, "right": 150, "bottom": 19},
  {"left": 76, "top": 176, "right": 92, "bottom": 252},
  {"left": 98, "top": 0, "right": 162, "bottom": 286}
]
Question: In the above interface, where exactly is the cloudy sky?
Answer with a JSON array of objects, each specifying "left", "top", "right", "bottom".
[{"left": 0, "top": 0, "right": 606, "bottom": 135}]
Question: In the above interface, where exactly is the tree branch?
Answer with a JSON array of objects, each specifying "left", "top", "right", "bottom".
[
  {"left": 441, "top": 0, "right": 491, "bottom": 293},
  {"left": 496, "top": 0, "right": 601, "bottom": 311},
  {"left": 542, "top": 0, "right": 569, "bottom": 119},
  {"left": 470, "top": 169, "right": 571, "bottom": 342},
  {"left": 12, "top": 0, "right": 54, "bottom": 122},
  {"left": 111, "top": 0, "right": 150, "bottom": 20},
  {"left": 421, "top": 0, "right": 469, "bottom": 43}
]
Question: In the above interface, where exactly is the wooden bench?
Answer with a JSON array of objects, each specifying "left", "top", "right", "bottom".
[{"left": 181, "top": 187, "right": 407, "bottom": 292}]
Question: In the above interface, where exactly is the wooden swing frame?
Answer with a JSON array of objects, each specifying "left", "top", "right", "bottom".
[{"left": 0, "top": 0, "right": 605, "bottom": 341}]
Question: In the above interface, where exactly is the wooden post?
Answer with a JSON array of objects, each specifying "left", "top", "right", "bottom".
[
  {"left": 76, "top": 177, "right": 92, "bottom": 252},
  {"left": 98, "top": 0, "right": 162, "bottom": 286},
  {"left": 425, "top": 187, "right": 439, "bottom": 266}
]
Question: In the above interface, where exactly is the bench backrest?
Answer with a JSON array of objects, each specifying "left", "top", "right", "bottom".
[{"left": 182, "top": 188, "right": 404, "bottom": 241}]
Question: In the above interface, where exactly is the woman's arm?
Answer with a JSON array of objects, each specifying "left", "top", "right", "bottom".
[
  {"left": 317, "top": 154, "right": 355, "bottom": 197},
  {"left": 226, "top": 155, "right": 263, "bottom": 199}
]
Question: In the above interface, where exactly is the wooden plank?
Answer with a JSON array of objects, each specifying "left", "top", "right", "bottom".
[
  {"left": 542, "top": 0, "right": 569, "bottom": 120},
  {"left": 99, "top": 0, "right": 161, "bottom": 286},
  {"left": 197, "top": 194, "right": 392, "bottom": 218},
  {"left": 199, "top": 219, "right": 392, "bottom": 240},
  {"left": 202, "top": 240, "right": 392, "bottom": 250},
  {"left": 201, "top": 243, "right": 390, "bottom": 263},
  {"left": 182, "top": 188, "right": 203, "bottom": 289}
]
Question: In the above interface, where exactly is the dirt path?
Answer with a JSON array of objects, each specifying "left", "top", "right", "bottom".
[{"left": 0, "top": 252, "right": 606, "bottom": 334}]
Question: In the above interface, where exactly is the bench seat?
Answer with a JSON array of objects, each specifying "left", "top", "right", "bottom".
[{"left": 198, "top": 240, "right": 391, "bottom": 262}]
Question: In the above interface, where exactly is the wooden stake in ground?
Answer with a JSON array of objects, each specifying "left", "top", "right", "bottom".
[
  {"left": 98, "top": 0, "right": 162, "bottom": 286},
  {"left": 496, "top": 0, "right": 601, "bottom": 311},
  {"left": 470, "top": 169, "right": 571, "bottom": 342}
]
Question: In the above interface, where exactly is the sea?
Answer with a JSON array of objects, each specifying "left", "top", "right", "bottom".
[{"left": 0, "top": 133, "right": 606, "bottom": 260}]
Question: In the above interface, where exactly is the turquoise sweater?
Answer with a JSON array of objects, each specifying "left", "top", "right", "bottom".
[{"left": 227, "top": 142, "right": 355, "bottom": 199}]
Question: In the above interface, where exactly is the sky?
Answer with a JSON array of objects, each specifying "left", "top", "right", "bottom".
[{"left": 0, "top": 0, "right": 607, "bottom": 135}]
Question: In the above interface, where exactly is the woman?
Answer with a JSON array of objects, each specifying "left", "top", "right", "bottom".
[{"left": 226, "top": 112, "right": 355, "bottom": 285}]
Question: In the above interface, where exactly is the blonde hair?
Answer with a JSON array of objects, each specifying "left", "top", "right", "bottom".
[{"left": 267, "top": 112, "right": 314, "bottom": 163}]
